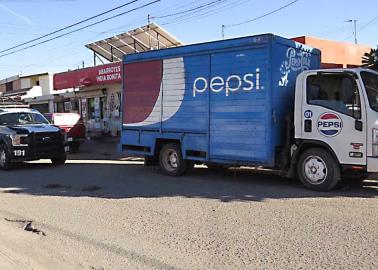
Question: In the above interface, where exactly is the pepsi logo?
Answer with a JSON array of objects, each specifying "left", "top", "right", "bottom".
[{"left": 317, "top": 113, "right": 343, "bottom": 137}]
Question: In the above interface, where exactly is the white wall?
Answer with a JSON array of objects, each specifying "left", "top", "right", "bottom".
[
  {"left": 39, "top": 75, "right": 51, "bottom": 95},
  {"left": 20, "top": 77, "right": 31, "bottom": 89}
]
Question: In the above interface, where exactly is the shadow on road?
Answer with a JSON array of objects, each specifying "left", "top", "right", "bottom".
[{"left": 0, "top": 160, "right": 377, "bottom": 202}]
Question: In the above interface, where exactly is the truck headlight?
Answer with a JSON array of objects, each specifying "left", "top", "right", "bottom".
[
  {"left": 373, "top": 129, "right": 378, "bottom": 156},
  {"left": 10, "top": 134, "right": 28, "bottom": 146}
]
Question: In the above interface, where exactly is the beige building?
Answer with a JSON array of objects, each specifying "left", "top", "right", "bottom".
[{"left": 0, "top": 73, "right": 54, "bottom": 113}]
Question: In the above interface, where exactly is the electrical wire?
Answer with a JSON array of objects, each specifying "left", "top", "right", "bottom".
[
  {"left": 343, "top": 15, "right": 378, "bottom": 42},
  {"left": 0, "top": 0, "right": 160, "bottom": 59},
  {"left": 153, "top": 0, "right": 228, "bottom": 19},
  {"left": 0, "top": 0, "right": 141, "bottom": 54},
  {"left": 359, "top": 15, "right": 378, "bottom": 31},
  {"left": 161, "top": 0, "right": 250, "bottom": 26},
  {"left": 224, "top": 0, "right": 299, "bottom": 28}
]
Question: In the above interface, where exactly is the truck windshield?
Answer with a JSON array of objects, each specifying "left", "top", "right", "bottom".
[
  {"left": 361, "top": 71, "right": 378, "bottom": 112},
  {"left": 0, "top": 112, "right": 49, "bottom": 126}
]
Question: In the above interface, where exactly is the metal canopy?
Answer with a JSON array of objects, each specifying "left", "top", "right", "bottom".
[{"left": 85, "top": 23, "right": 184, "bottom": 62}]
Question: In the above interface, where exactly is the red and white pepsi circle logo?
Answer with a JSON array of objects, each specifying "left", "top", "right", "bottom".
[{"left": 317, "top": 113, "right": 343, "bottom": 137}]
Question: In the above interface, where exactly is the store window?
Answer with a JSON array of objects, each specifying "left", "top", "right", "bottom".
[
  {"left": 307, "top": 74, "right": 361, "bottom": 119},
  {"left": 5, "top": 82, "right": 13, "bottom": 92}
]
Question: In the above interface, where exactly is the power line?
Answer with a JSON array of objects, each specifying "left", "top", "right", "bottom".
[
  {"left": 161, "top": 0, "right": 250, "bottom": 26},
  {"left": 153, "top": 0, "right": 228, "bottom": 19},
  {"left": 0, "top": 0, "right": 160, "bottom": 59},
  {"left": 359, "top": 15, "right": 378, "bottom": 31},
  {"left": 343, "top": 15, "right": 377, "bottom": 42},
  {"left": 224, "top": 0, "right": 299, "bottom": 28},
  {"left": 0, "top": 0, "right": 141, "bottom": 54}
]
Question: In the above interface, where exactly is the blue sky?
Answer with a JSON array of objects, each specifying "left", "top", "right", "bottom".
[{"left": 0, "top": 0, "right": 377, "bottom": 79}]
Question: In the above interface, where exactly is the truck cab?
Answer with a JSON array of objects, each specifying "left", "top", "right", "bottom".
[
  {"left": 0, "top": 108, "right": 68, "bottom": 169},
  {"left": 293, "top": 68, "right": 378, "bottom": 190}
]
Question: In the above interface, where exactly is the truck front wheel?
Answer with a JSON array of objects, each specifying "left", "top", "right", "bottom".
[
  {"left": 297, "top": 148, "right": 340, "bottom": 191},
  {"left": 159, "top": 143, "right": 190, "bottom": 176},
  {"left": 51, "top": 156, "right": 67, "bottom": 166},
  {"left": 0, "top": 145, "right": 12, "bottom": 170}
]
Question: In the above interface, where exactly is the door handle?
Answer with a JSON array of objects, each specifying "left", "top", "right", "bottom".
[
  {"left": 355, "top": 119, "right": 363, "bottom": 131},
  {"left": 304, "top": 120, "right": 312, "bottom": 132}
]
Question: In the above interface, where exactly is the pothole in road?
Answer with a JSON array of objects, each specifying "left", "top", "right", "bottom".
[
  {"left": 3, "top": 189, "right": 22, "bottom": 194},
  {"left": 81, "top": 185, "right": 102, "bottom": 192},
  {"left": 43, "top": 183, "right": 71, "bottom": 189},
  {"left": 4, "top": 218, "right": 46, "bottom": 236},
  {"left": 90, "top": 266, "right": 105, "bottom": 270}
]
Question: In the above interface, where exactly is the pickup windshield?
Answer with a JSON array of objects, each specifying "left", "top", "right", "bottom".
[
  {"left": 0, "top": 112, "right": 49, "bottom": 126},
  {"left": 361, "top": 71, "right": 378, "bottom": 112}
]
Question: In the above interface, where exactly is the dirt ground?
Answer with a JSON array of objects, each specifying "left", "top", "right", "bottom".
[{"left": 0, "top": 138, "right": 377, "bottom": 269}]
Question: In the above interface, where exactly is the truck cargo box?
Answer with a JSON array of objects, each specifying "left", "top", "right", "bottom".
[{"left": 120, "top": 34, "right": 321, "bottom": 167}]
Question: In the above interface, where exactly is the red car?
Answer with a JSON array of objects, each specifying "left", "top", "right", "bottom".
[{"left": 45, "top": 113, "right": 86, "bottom": 153}]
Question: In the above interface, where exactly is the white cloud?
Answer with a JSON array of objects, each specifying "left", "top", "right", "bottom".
[{"left": 0, "top": 3, "right": 35, "bottom": 26}]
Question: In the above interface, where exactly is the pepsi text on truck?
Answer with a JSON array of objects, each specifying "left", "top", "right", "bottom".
[{"left": 119, "top": 34, "right": 378, "bottom": 191}]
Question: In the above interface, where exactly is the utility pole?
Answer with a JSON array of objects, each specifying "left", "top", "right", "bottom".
[
  {"left": 346, "top": 19, "right": 358, "bottom": 44},
  {"left": 147, "top": 14, "right": 152, "bottom": 50},
  {"left": 222, "top": 25, "right": 225, "bottom": 40}
]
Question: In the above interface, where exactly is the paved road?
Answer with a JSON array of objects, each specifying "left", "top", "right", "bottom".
[{"left": 0, "top": 140, "right": 377, "bottom": 269}]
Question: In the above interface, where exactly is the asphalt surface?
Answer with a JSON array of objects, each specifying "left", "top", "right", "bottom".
[{"left": 0, "top": 138, "right": 377, "bottom": 269}]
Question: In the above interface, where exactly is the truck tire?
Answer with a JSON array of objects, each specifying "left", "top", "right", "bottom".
[
  {"left": 159, "top": 143, "right": 190, "bottom": 176},
  {"left": 297, "top": 148, "right": 340, "bottom": 191},
  {"left": 0, "top": 145, "right": 12, "bottom": 170},
  {"left": 51, "top": 156, "right": 67, "bottom": 166}
]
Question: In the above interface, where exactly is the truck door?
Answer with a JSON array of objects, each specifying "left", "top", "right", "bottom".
[{"left": 301, "top": 72, "right": 367, "bottom": 166}]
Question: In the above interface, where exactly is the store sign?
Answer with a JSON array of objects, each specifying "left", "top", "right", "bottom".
[{"left": 53, "top": 62, "right": 122, "bottom": 90}]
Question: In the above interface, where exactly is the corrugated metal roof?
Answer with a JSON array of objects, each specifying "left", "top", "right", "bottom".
[{"left": 85, "top": 23, "right": 183, "bottom": 62}]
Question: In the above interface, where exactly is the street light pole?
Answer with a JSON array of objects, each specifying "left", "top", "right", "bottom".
[
  {"left": 353, "top": 19, "right": 357, "bottom": 44},
  {"left": 346, "top": 19, "right": 358, "bottom": 44}
]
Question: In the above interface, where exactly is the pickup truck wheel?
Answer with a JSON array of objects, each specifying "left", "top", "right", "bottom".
[
  {"left": 297, "top": 148, "right": 340, "bottom": 191},
  {"left": 51, "top": 156, "right": 66, "bottom": 166},
  {"left": 0, "top": 145, "right": 12, "bottom": 170},
  {"left": 159, "top": 143, "right": 189, "bottom": 176}
]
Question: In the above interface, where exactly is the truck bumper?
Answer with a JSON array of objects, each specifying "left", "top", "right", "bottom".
[
  {"left": 367, "top": 157, "right": 378, "bottom": 172},
  {"left": 10, "top": 144, "right": 68, "bottom": 162}
]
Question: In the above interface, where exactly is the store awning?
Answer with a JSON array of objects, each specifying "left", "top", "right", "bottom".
[{"left": 85, "top": 23, "right": 183, "bottom": 62}]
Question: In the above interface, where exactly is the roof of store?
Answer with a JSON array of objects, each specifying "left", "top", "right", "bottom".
[{"left": 85, "top": 23, "right": 183, "bottom": 62}]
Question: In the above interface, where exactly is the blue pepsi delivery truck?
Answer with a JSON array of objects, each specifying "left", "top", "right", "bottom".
[{"left": 120, "top": 33, "right": 378, "bottom": 191}]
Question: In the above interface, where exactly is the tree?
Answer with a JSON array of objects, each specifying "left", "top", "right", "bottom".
[{"left": 362, "top": 48, "right": 378, "bottom": 70}]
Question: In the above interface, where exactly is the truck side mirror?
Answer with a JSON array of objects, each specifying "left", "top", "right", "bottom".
[{"left": 355, "top": 119, "right": 363, "bottom": 131}]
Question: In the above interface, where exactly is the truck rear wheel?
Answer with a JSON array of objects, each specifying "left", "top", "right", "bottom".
[
  {"left": 159, "top": 143, "right": 190, "bottom": 176},
  {"left": 297, "top": 148, "right": 340, "bottom": 191}
]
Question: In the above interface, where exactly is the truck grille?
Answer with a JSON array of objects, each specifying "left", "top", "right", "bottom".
[{"left": 32, "top": 132, "right": 63, "bottom": 156}]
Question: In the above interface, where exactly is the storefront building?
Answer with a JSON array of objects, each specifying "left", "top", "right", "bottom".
[
  {"left": 292, "top": 36, "right": 372, "bottom": 68},
  {"left": 53, "top": 62, "right": 122, "bottom": 136}
]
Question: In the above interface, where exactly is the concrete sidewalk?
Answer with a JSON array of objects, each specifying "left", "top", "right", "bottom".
[{"left": 68, "top": 136, "right": 141, "bottom": 161}]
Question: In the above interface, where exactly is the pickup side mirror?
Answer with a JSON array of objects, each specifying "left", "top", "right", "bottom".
[{"left": 355, "top": 119, "right": 363, "bottom": 131}]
